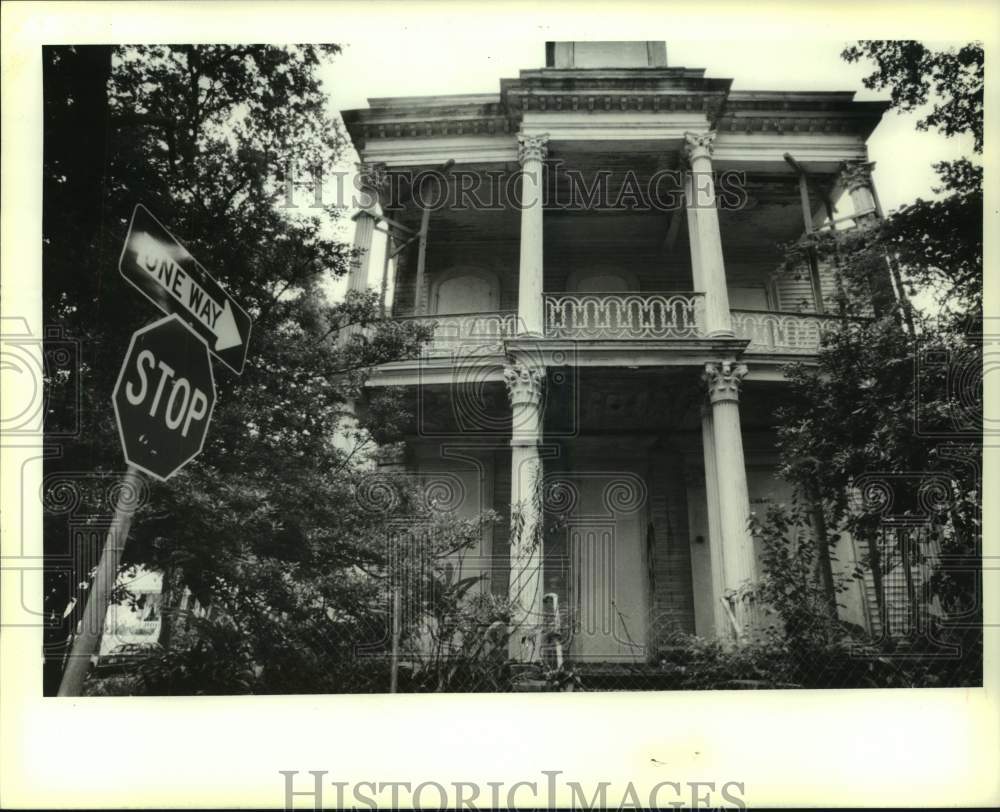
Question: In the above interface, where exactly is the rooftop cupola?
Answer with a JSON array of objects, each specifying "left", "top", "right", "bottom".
[{"left": 545, "top": 41, "right": 668, "bottom": 68}]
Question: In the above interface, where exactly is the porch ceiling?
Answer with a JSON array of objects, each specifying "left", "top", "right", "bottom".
[
  {"left": 548, "top": 367, "right": 703, "bottom": 434},
  {"left": 721, "top": 177, "right": 807, "bottom": 263},
  {"left": 384, "top": 161, "right": 832, "bottom": 262},
  {"left": 377, "top": 371, "right": 793, "bottom": 441}
]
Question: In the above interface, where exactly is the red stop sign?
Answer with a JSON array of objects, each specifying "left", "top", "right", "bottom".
[{"left": 113, "top": 314, "right": 216, "bottom": 480}]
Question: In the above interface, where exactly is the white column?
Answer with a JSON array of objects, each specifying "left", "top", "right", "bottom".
[
  {"left": 335, "top": 206, "right": 379, "bottom": 446},
  {"left": 703, "top": 361, "right": 755, "bottom": 639},
  {"left": 504, "top": 361, "right": 545, "bottom": 661},
  {"left": 840, "top": 160, "right": 879, "bottom": 227},
  {"left": 684, "top": 131, "right": 733, "bottom": 337},
  {"left": 700, "top": 404, "right": 730, "bottom": 639},
  {"left": 841, "top": 159, "right": 899, "bottom": 317},
  {"left": 516, "top": 133, "right": 548, "bottom": 336},
  {"left": 349, "top": 162, "right": 386, "bottom": 294},
  {"left": 349, "top": 210, "right": 377, "bottom": 294}
]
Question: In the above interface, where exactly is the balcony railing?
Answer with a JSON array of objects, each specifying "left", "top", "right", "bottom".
[
  {"left": 543, "top": 292, "right": 705, "bottom": 340},
  {"left": 380, "top": 302, "right": 839, "bottom": 357},
  {"left": 730, "top": 310, "right": 840, "bottom": 354},
  {"left": 395, "top": 311, "right": 520, "bottom": 355}
]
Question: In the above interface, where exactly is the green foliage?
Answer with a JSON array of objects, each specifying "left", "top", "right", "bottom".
[
  {"left": 741, "top": 39, "right": 983, "bottom": 688},
  {"left": 135, "top": 616, "right": 259, "bottom": 694},
  {"left": 842, "top": 40, "right": 983, "bottom": 152},
  {"left": 750, "top": 503, "right": 848, "bottom": 646},
  {"left": 394, "top": 511, "right": 521, "bottom": 692},
  {"left": 840, "top": 40, "right": 983, "bottom": 320},
  {"left": 771, "top": 307, "right": 981, "bottom": 682},
  {"left": 655, "top": 628, "right": 917, "bottom": 690},
  {"left": 404, "top": 590, "right": 514, "bottom": 692},
  {"left": 131, "top": 609, "right": 396, "bottom": 695},
  {"left": 41, "top": 45, "right": 449, "bottom": 694},
  {"left": 885, "top": 178, "right": 982, "bottom": 319}
]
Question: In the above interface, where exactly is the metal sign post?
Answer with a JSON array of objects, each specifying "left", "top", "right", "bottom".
[{"left": 57, "top": 465, "right": 143, "bottom": 697}]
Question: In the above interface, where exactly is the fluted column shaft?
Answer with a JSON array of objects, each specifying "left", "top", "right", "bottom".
[
  {"left": 704, "top": 361, "right": 755, "bottom": 639},
  {"left": 504, "top": 361, "right": 545, "bottom": 661},
  {"left": 349, "top": 211, "right": 377, "bottom": 294},
  {"left": 517, "top": 134, "right": 548, "bottom": 336},
  {"left": 684, "top": 131, "right": 733, "bottom": 337},
  {"left": 337, "top": 176, "right": 380, "bottom": 439},
  {"left": 700, "top": 404, "right": 730, "bottom": 638}
]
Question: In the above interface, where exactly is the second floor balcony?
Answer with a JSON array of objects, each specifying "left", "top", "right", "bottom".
[
  {"left": 388, "top": 293, "right": 841, "bottom": 358},
  {"left": 360, "top": 135, "right": 865, "bottom": 369},
  {"left": 544, "top": 291, "right": 703, "bottom": 340}
]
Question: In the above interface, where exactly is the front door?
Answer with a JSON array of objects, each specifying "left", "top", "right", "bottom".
[{"left": 565, "top": 469, "right": 648, "bottom": 662}]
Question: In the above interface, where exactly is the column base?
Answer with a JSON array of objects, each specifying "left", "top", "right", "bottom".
[
  {"left": 508, "top": 626, "right": 542, "bottom": 663},
  {"left": 721, "top": 590, "right": 754, "bottom": 645}
]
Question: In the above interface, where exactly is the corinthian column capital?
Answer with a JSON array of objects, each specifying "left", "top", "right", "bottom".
[
  {"left": 683, "top": 131, "right": 717, "bottom": 163},
  {"left": 517, "top": 133, "right": 550, "bottom": 165},
  {"left": 504, "top": 362, "right": 545, "bottom": 407},
  {"left": 704, "top": 361, "right": 748, "bottom": 404},
  {"left": 840, "top": 160, "right": 876, "bottom": 193},
  {"left": 357, "top": 160, "right": 388, "bottom": 199}
]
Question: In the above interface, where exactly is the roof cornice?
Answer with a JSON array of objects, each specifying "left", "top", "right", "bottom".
[{"left": 341, "top": 67, "right": 889, "bottom": 157}]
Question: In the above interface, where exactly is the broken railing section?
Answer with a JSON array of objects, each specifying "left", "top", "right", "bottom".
[
  {"left": 730, "top": 310, "right": 841, "bottom": 354},
  {"left": 402, "top": 311, "right": 521, "bottom": 352}
]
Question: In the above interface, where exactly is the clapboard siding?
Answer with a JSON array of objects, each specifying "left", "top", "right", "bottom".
[
  {"left": 775, "top": 270, "right": 818, "bottom": 312},
  {"left": 818, "top": 259, "right": 841, "bottom": 310},
  {"left": 771, "top": 259, "right": 850, "bottom": 314}
]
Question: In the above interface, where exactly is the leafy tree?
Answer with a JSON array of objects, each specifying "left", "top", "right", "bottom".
[
  {"left": 842, "top": 41, "right": 983, "bottom": 152},
  {"left": 841, "top": 41, "right": 983, "bottom": 322},
  {"left": 42, "top": 45, "right": 440, "bottom": 694},
  {"left": 754, "top": 40, "right": 983, "bottom": 685}
]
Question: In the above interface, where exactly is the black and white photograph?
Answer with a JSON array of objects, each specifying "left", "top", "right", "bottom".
[{"left": 1, "top": 1, "right": 997, "bottom": 808}]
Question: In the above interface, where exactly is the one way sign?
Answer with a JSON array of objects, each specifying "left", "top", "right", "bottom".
[{"left": 119, "top": 204, "right": 252, "bottom": 374}]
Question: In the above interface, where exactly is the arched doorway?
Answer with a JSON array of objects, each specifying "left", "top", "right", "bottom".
[{"left": 433, "top": 271, "right": 499, "bottom": 314}]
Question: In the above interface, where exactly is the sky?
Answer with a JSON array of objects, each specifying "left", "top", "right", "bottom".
[{"left": 316, "top": 38, "right": 976, "bottom": 301}]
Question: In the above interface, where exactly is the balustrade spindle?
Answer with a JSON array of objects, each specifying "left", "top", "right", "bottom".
[{"left": 543, "top": 292, "right": 705, "bottom": 339}]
